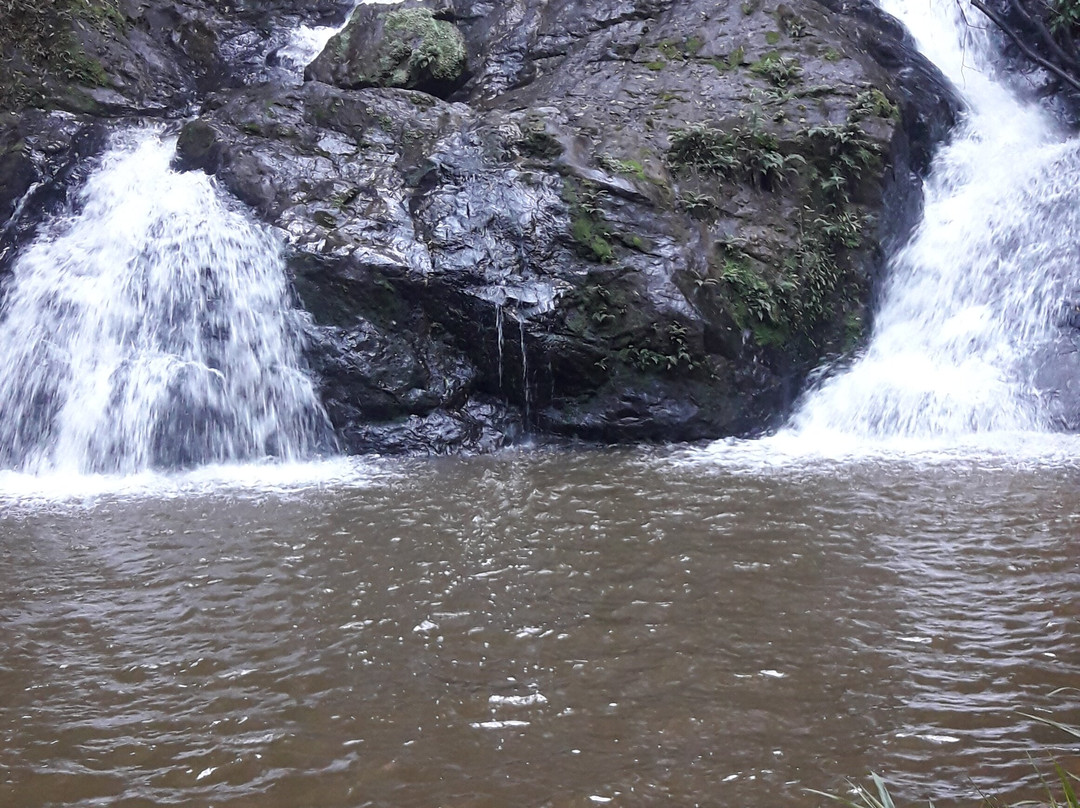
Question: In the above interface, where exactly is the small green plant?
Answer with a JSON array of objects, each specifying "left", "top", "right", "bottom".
[
  {"left": 678, "top": 191, "right": 717, "bottom": 217},
  {"left": 598, "top": 154, "right": 648, "bottom": 181},
  {"left": 808, "top": 773, "right": 899, "bottom": 808},
  {"left": 781, "top": 13, "right": 808, "bottom": 37},
  {"left": 750, "top": 53, "right": 803, "bottom": 87},
  {"left": 667, "top": 123, "right": 742, "bottom": 175},
  {"left": 667, "top": 119, "right": 803, "bottom": 190},
  {"left": 565, "top": 181, "right": 616, "bottom": 263},
  {"left": 619, "top": 323, "right": 697, "bottom": 373},
  {"left": 800, "top": 121, "right": 883, "bottom": 186},
  {"left": 851, "top": 88, "right": 899, "bottom": 121},
  {"left": 810, "top": 713, "right": 1080, "bottom": 808}
]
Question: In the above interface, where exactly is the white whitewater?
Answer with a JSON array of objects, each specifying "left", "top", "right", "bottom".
[
  {"left": 277, "top": 0, "right": 404, "bottom": 77},
  {"left": 0, "top": 128, "right": 333, "bottom": 475},
  {"left": 790, "top": 0, "right": 1080, "bottom": 440}
]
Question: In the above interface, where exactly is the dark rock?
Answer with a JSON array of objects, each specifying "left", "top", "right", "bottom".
[
  {"left": 0, "top": 111, "right": 110, "bottom": 280},
  {"left": 173, "top": 0, "right": 960, "bottom": 453},
  {"left": 307, "top": 3, "right": 469, "bottom": 98},
  {"left": 0, "top": 0, "right": 964, "bottom": 455}
]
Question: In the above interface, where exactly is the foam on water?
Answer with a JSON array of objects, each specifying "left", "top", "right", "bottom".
[{"left": 0, "top": 456, "right": 392, "bottom": 512}]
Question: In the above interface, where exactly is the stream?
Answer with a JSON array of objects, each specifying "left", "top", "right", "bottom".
[{"left": 0, "top": 447, "right": 1078, "bottom": 807}]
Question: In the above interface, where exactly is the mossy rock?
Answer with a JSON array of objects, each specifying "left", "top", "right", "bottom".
[
  {"left": 308, "top": 5, "right": 467, "bottom": 99},
  {"left": 0, "top": 0, "right": 119, "bottom": 110}
]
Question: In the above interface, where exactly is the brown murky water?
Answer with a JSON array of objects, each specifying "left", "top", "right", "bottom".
[{"left": 1, "top": 445, "right": 1077, "bottom": 807}]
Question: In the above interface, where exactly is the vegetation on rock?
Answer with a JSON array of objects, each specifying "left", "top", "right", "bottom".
[
  {"left": 331, "top": 7, "right": 466, "bottom": 92},
  {"left": 0, "top": 0, "right": 119, "bottom": 108}
]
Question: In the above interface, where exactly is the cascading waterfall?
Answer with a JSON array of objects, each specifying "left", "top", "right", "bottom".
[
  {"left": 277, "top": 0, "right": 404, "bottom": 77},
  {"left": 0, "top": 127, "right": 333, "bottom": 475},
  {"left": 791, "top": 0, "right": 1080, "bottom": 439}
]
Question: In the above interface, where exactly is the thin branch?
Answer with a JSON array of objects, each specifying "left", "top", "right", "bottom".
[
  {"left": 971, "top": 0, "right": 1080, "bottom": 93},
  {"left": 1006, "top": 0, "right": 1079, "bottom": 62}
]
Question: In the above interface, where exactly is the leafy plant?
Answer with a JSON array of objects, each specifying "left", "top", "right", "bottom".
[
  {"left": 750, "top": 53, "right": 803, "bottom": 87},
  {"left": 851, "top": 88, "right": 899, "bottom": 121},
  {"left": 1050, "top": 0, "right": 1080, "bottom": 33},
  {"left": 564, "top": 180, "right": 615, "bottom": 263},
  {"left": 667, "top": 119, "right": 802, "bottom": 190},
  {"left": 678, "top": 191, "right": 717, "bottom": 217}
]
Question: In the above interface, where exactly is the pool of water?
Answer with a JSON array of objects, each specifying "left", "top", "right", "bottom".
[{"left": 1, "top": 442, "right": 1077, "bottom": 807}]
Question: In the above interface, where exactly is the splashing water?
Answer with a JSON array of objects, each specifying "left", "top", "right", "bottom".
[
  {"left": 791, "top": 0, "right": 1080, "bottom": 439},
  {"left": 0, "top": 128, "right": 333, "bottom": 474},
  {"left": 276, "top": 0, "right": 406, "bottom": 77}
]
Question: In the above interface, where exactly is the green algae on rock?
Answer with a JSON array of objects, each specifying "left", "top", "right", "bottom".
[{"left": 306, "top": 5, "right": 467, "bottom": 98}]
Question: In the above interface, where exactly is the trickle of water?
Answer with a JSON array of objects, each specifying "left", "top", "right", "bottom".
[
  {"left": 792, "top": 0, "right": 1080, "bottom": 439},
  {"left": 0, "top": 128, "right": 333, "bottom": 474},
  {"left": 495, "top": 303, "right": 505, "bottom": 391},
  {"left": 518, "top": 313, "right": 531, "bottom": 423}
]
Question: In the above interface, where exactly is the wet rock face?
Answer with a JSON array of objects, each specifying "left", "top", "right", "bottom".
[
  {"left": 0, "top": 111, "right": 110, "bottom": 279},
  {"left": 2, "top": 0, "right": 961, "bottom": 455},
  {"left": 0, "top": 0, "right": 353, "bottom": 114},
  {"left": 172, "top": 0, "right": 959, "bottom": 454}
]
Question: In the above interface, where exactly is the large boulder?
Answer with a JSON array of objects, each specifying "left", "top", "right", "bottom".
[
  {"left": 307, "top": 4, "right": 469, "bottom": 97},
  {"left": 174, "top": 0, "right": 960, "bottom": 454}
]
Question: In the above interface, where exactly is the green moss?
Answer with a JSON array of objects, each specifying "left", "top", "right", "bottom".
[
  {"left": 0, "top": 0, "right": 121, "bottom": 108},
  {"left": 658, "top": 40, "right": 681, "bottom": 61},
  {"left": 520, "top": 126, "right": 563, "bottom": 159},
  {"left": 765, "top": 31, "right": 781, "bottom": 45},
  {"left": 749, "top": 53, "right": 803, "bottom": 87},
  {"left": 645, "top": 59, "right": 667, "bottom": 71},
  {"left": 352, "top": 7, "right": 466, "bottom": 91},
  {"left": 597, "top": 154, "right": 648, "bottom": 182},
  {"left": 564, "top": 180, "right": 617, "bottom": 263},
  {"left": 386, "top": 8, "right": 465, "bottom": 81},
  {"left": 571, "top": 216, "right": 615, "bottom": 263}
]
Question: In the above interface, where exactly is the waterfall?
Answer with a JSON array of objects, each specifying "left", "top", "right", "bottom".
[
  {"left": 277, "top": 0, "right": 404, "bottom": 77},
  {"left": 0, "top": 127, "right": 333, "bottom": 475},
  {"left": 791, "top": 0, "right": 1080, "bottom": 439}
]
